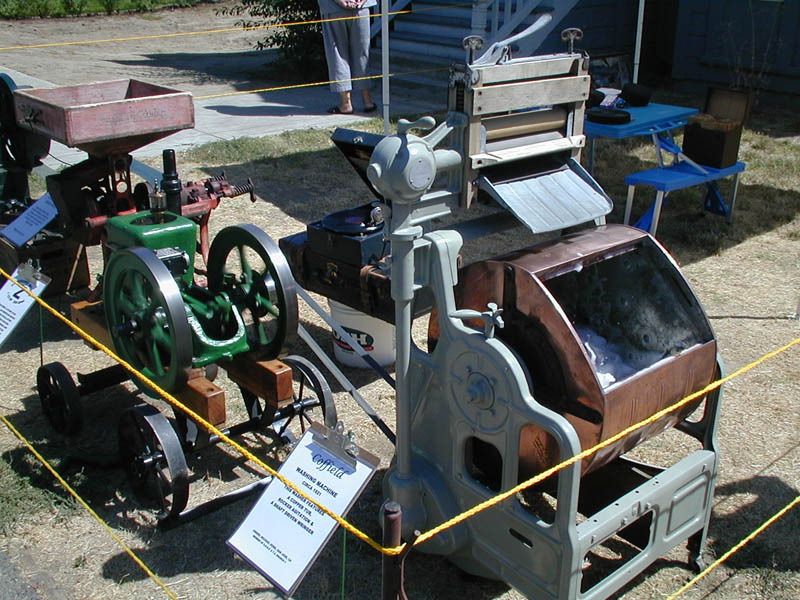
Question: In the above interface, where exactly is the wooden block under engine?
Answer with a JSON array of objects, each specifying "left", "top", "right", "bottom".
[
  {"left": 175, "top": 377, "right": 226, "bottom": 426},
  {"left": 70, "top": 300, "right": 112, "bottom": 348},
  {"left": 223, "top": 356, "right": 293, "bottom": 412}
]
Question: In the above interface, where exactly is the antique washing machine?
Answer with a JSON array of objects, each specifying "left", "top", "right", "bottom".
[
  {"left": 419, "top": 224, "right": 721, "bottom": 599},
  {"left": 350, "top": 35, "right": 723, "bottom": 599}
]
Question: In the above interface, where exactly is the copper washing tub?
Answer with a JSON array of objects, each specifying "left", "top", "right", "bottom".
[{"left": 429, "top": 224, "right": 717, "bottom": 479}]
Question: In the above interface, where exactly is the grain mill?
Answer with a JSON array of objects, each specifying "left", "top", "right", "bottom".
[{"left": 6, "top": 76, "right": 337, "bottom": 526}]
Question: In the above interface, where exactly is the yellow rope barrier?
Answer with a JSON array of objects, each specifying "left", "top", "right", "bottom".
[
  {"left": 667, "top": 495, "right": 800, "bottom": 599},
  {"left": 0, "top": 3, "right": 473, "bottom": 52},
  {"left": 0, "top": 265, "right": 391, "bottom": 555},
  {"left": 194, "top": 67, "right": 449, "bottom": 100},
  {"left": 0, "top": 413, "right": 178, "bottom": 600},
  {"left": 1, "top": 265, "right": 798, "bottom": 559}
]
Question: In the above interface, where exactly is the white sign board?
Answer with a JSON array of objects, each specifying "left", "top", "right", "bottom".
[
  {"left": 0, "top": 193, "right": 58, "bottom": 248},
  {"left": 228, "top": 424, "right": 378, "bottom": 596},
  {"left": 0, "top": 265, "right": 49, "bottom": 349}
]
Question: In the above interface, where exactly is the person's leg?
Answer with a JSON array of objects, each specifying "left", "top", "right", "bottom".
[
  {"left": 349, "top": 8, "right": 375, "bottom": 110},
  {"left": 360, "top": 88, "right": 375, "bottom": 111},
  {"left": 338, "top": 91, "right": 353, "bottom": 113},
  {"left": 321, "top": 13, "right": 354, "bottom": 112}
]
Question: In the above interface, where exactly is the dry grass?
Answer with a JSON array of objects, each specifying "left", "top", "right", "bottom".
[{"left": 1, "top": 93, "right": 799, "bottom": 600}]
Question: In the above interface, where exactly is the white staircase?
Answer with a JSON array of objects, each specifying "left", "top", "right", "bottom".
[{"left": 370, "top": 0, "right": 580, "bottom": 102}]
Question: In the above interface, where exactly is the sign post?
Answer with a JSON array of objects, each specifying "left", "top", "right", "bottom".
[
  {"left": 228, "top": 423, "right": 379, "bottom": 596},
  {"left": 0, "top": 193, "right": 58, "bottom": 248},
  {"left": 0, "top": 263, "right": 50, "bottom": 349}
]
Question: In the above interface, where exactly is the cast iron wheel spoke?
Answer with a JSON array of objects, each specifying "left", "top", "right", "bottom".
[
  {"left": 268, "top": 355, "right": 336, "bottom": 445},
  {"left": 104, "top": 248, "right": 192, "bottom": 396},
  {"left": 207, "top": 225, "right": 298, "bottom": 359},
  {"left": 130, "top": 273, "right": 148, "bottom": 307},
  {"left": 118, "top": 404, "right": 189, "bottom": 521},
  {"left": 237, "top": 244, "right": 253, "bottom": 281},
  {"left": 115, "top": 293, "right": 139, "bottom": 319},
  {"left": 146, "top": 340, "right": 165, "bottom": 376},
  {"left": 151, "top": 324, "right": 172, "bottom": 348},
  {"left": 36, "top": 362, "right": 83, "bottom": 436}
]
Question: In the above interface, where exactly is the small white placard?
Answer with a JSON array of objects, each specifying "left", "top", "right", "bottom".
[
  {"left": 228, "top": 424, "right": 378, "bottom": 596},
  {"left": 0, "top": 193, "right": 58, "bottom": 248},
  {"left": 0, "top": 265, "right": 49, "bottom": 348}
]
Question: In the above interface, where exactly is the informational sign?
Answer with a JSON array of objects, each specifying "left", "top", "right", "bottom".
[
  {"left": 0, "top": 193, "right": 58, "bottom": 248},
  {"left": 0, "top": 264, "right": 49, "bottom": 349},
  {"left": 228, "top": 423, "right": 378, "bottom": 596}
]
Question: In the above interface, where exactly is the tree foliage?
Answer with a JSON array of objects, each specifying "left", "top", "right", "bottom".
[{"left": 224, "top": 0, "right": 327, "bottom": 82}]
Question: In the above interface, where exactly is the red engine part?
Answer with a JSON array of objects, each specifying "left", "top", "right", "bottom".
[{"left": 179, "top": 173, "right": 256, "bottom": 264}]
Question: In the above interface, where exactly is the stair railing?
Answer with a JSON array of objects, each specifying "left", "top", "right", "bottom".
[
  {"left": 479, "top": 0, "right": 544, "bottom": 45},
  {"left": 369, "top": 0, "right": 414, "bottom": 38},
  {"left": 369, "top": 0, "right": 552, "bottom": 56}
]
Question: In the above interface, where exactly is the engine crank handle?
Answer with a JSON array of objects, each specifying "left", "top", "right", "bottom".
[
  {"left": 298, "top": 324, "right": 396, "bottom": 445},
  {"left": 158, "top": 477, "right": 272, "bottom": 530},
  {"left": 269, "top": 397, "right": 321, "bottom": 423}
]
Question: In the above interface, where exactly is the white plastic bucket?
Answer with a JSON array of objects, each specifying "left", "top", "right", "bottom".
[{"left": 328, "top": 299, "right": 395, "bottom": 368}]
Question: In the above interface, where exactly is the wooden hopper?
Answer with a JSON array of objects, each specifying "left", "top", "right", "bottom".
[{"left": 13, "top": 79, "right": 194, "bottom": 156}]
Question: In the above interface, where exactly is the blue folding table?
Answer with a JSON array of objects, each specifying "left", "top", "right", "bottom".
[
  {"left": 584, "top": 103, "right": 699, "bottom": 174},
  {"left": 584, "top": 103, "right": 747, "bottom": 236}
]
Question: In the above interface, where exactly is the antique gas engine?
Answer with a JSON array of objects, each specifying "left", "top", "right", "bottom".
[
  {"left": 102, "top": 188, "right": 296, "bottom": 394},
  {"left": 35, "top": 155, "right": 328, "bottom": 524},
  {"left": 356, "top": 43, "right": 722, "bottom": 599}
]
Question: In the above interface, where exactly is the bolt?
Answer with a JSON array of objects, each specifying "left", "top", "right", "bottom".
[{"left": 114, "top": 319, "right": 139, "bottom": 336}]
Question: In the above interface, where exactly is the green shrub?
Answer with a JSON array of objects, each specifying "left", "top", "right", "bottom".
[
  {"left": 61, "top": 0, "right": 88, "bottom": 16},
  {"left": 0, "top": 0, "right": 26, "bottom": 17},
  {"left": 32, "top": 0, "right": 52, "bottom": 15},
  {"left": 223, "top": 0, "right": 327, "bottom": 82},
  {"left": 100, "top": 0, "right": 119, "bottom": 14},
  {"left": 132, "top": 0, "right": 152, "bottom": 11}
]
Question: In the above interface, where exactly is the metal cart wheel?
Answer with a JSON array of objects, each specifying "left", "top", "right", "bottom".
[
  {"left": 36, "top": 362, "right": 83, "bottom": 436},
  {"left": 270, "top": 355, "right": 337, "bottom": 444},
  {"left": 118, "top": 403, "right": 189, "bottom": 521},
  {"left": 103, "top": 247, "right": 193, "bottom": 395},
  {"left": 206, "top": 224, "right": 298, "bottom": 359}
]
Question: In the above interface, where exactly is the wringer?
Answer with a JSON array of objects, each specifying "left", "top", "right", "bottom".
[{"left": 288, "top": 28, "right": 722, "bottom": 599}]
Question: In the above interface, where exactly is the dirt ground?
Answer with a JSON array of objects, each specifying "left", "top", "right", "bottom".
[
  {"left": 1, "top": 4, "right": 799, "bottom": 600},
  {"left": 0, "top": 1, "right": 277, "bottom": 97}
]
